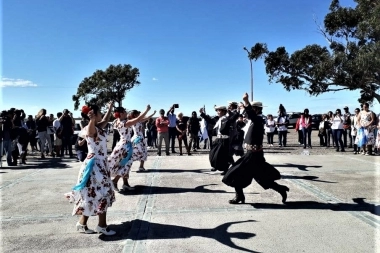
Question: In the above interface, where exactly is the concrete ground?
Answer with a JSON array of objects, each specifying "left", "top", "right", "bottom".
[{"left": 1, "top": 148, "right": 379, "bottom": 253}]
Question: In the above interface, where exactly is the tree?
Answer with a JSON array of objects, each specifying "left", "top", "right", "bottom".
[
  {"left": 248, "top": 0, "right": 380, "bottom": 104},
  {"left": 72, "top": 64, "right": 140, "bottom": 110}
]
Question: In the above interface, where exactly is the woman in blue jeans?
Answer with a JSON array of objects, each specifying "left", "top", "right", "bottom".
[
  {"left": 301, "top": 109, "right": 312, "bottom": 148},
  {"left": 331, "top": 109, "right": 345, "bottom": 152}
]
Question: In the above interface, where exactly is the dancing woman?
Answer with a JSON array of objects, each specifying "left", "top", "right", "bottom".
[
  {"left": 108, "top": 105, "right": 151, "bottom": 191},
  {"left": 65, "top": 102, "right": 116, "bottom": 235},
  {"left": 129, "top": 109, "right": 156, "bottom": 171}
]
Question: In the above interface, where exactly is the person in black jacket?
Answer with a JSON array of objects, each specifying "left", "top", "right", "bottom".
[
  {"left": 75, "top": 136, "right": 88, "bottom": 162},
  {"left": 200, "top": 105, "right": 239, "bottom": 175},
  {"left": 222, "top": 93, "right": 289, "bottom": 204}
]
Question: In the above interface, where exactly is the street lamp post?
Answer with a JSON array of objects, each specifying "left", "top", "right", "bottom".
[{"left": 243, "top": 47, "right": 253, "bottom": 100}]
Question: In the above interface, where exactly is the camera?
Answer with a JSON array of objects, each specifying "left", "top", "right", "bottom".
[{"left": 173, "top": 104, "right": 179, "bottom": 108}]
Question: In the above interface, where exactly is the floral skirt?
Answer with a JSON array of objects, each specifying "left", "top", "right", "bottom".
[
  {"left": 108, "top": 140, "right": 133, "bottom": 177},
  {"left": 132, "top": 137, "right": 148, "bottom": 162},
  {"left": 65, "top": 156, "right": 115, "bottom": 216}
]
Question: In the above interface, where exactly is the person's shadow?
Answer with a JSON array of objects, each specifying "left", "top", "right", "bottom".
[
  {"left": 251, "top": 198, "right": 380, "bottom": 216},
  {"left": 281, "top": 175, "right": 337, "bottom": 183},
  {"left": 100, "top": 219, "right": 259, "bottom": 252},
  {"left": 273, "top": 163, "right": 322, "bottom": 171},
  {"left": 118, "top": 184, "right": 232, "bottom": 196}
]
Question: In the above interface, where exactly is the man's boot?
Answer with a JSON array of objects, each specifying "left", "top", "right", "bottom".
[{"left": 270, "top": 182, "right": 289, "bottom": 204}]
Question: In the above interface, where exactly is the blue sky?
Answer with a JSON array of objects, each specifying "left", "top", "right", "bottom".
[{"left": 2, "top": 0, "right": 376, "bottom": 118}]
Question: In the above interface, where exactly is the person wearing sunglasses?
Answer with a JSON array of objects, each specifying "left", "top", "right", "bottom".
[{"left": 331, "top": 109, "right": 345, "bottom": 152}]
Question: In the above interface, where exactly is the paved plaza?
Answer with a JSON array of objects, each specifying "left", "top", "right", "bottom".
[{"left": 1, "top": 145, "right": 380, "bottom": 253}]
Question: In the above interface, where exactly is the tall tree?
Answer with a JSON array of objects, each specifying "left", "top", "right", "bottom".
[
  {"left": 248, "top": 0, "right": 380, "bottom": 104},
  {"left": 72, "top": 64, "right": 140, "bottom": 110}
]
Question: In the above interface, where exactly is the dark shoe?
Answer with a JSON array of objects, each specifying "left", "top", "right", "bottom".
[
  {"left": 172, "top": 151, "right": 177, "bottom": 154},
  {"left": 271, "top": 184, "right": 289, "bottom": 204},
  {"left": 157, "top": 152, "right": 161, "bottom": 156},
  {"left": 336, "top": 149, "right": 340, "bottom": 152},
  {"left": 340, "top": 149, "right": 345, "bottom": 152},
  {"left": 166, "top": 152, "right": 170, "bottom": 156},
  {"left": 179, "top": 153, "right": 183, "bottom": 156},
  {"left": 211, "top": 168, "right": 217, "bottom": 171},
  {"left": 229, "top": 195, "right": 245, "bottom": 204},
  {"left": 187, "top": 153, "right": 192, "bottom": 156}
]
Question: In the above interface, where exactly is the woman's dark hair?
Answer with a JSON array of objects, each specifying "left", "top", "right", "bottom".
[
  {"left": 355, "top": 108, "right": 360, "bottom": 112},
  {"left": 159, "top": 109, "right": 165, "bottom": 115},
  {"left": 114, "top": 107, "right": 125, "bottom": 113},
  {"left": 336, "top": 109, "right": 341, "bottom": 114},
  {"left": 304, "top": 108, "right": 309, "bottom": 114},
  {"left": 279, "top": 104, "right": 286, "bottom": 112},
  {"left": 129, "top": 110, "right": 140, "bottom": 118},
  {"left": 81, "top": 104, "right": 100, "bottom": 120}
]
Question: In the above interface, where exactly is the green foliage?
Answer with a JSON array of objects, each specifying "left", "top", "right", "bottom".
[
  {"left": 249, "top": 0, "right": 380, "bottom": 104},
  {"left": 72, "top": 64, "right": 140, "bottom": 110}
]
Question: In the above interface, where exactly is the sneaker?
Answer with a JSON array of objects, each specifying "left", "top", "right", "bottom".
[
  {"left": 192, "top": 148, "right": 197, "bottom": 152},
  {"left": 138, "top": 167, "right": 146, "bottom": 172},
  {"left": 122, "top": 184, "right": 135, "bottom": 191}
]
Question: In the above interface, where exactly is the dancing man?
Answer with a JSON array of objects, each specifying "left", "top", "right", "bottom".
[
  {"left": 200, "top": 105, "right": 239, "bottom": 175},
  {"left": 222, "top": 93, "right": 289, "bottom": 204}
]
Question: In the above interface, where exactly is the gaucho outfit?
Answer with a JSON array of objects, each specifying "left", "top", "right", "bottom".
[
  {"left": 222, "top": 103, "right": 289, "bottom": 204},
  {"left": 200, "top": 109, "right": 239, "bottom": 173}
]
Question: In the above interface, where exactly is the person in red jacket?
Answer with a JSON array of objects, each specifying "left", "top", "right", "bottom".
[{"left": 155, "top": 109, "right": 170, "bottom": 156}]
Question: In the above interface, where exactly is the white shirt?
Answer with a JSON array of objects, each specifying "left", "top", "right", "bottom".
[
  {"left": 276, "top": 117, "right": 287, "bottom": 131},
  {"left": 53, "top": 119, "right": 61, "bottom": 132},
  {"left": 331, "top": 115, "right": 344, "bottom": 129},
  {"left": 265, "top": 119, "right": 275, "bottom": 133}
]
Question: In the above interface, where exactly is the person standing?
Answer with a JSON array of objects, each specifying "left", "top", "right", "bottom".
[
  {"left": 64, "top": 102, "right": 116, "bottom": 236},
  {"left": 36, "top": 109, "right": 55, "bottom": 158},
  {"left": 295, "top": 113, "right": 304, "bottom": 146},
  {"left": 176, "top": 112, "right": 191, "bottom": 156},
  {"left": 331, "top": 109, "right": 345, "bottom": 152},
  {"left": 53, "top": 112, "right": 63, "bottom": 156},
  {"left": 300, "top": 109, "right": 312, "bottom": 149},
  {"left": 351, "top": 108, "right": 361, "bottom": 154},
  {"left": 265, "top": 114, "right": 275, "bottom": 147},
  {"left": 276, "top": 111, "right": 288, "bottom": 147},
  {"left": 59, "top": 109, "right": 74, "bottom": 158},
  {"left": 356, "top": 103, "right": 375, "bottom": 155},
  {"left": 318, "top": 114, "right": 329, "bottom": 146},
  {"left": 155, "top": 109, "right": 170, "bottom": 156},
  {"left": 188, "top": 111, "right": 201, "bottom": 152},
  {"left": 342, "top": 106, "right": 352, "bottom": 148},
  {"left": 222, "top": 93, "right": 289, "bottom": 204},
  {"left": 167, "top": 105, "right": 177, "bottom": 153},
  {"left": 26, "top": 115, "right": 38, "bottom": 152}
]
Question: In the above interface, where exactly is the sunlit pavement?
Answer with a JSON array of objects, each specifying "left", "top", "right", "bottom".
[{"left": 1, "top": 153, "right": 379, "bottom": 253}]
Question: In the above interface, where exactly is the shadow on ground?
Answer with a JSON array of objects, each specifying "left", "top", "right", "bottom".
[
  {"left": 282, "top": 175, "right": 337, "bottom": 183},
  {"left": 1, "top": 158, "right": 73, "bottom": 170},
  {"left": 118, "top": 184, "right": 232, "bottom": 195},
  {"left": 101, "top": 219, "right": 260, "bottom": 252},
  {"left": 273, "top": 163, "right": 322, "bottom": 171},
  {"left": 251, "top": 198, "right": 380, "bottom": 216}
]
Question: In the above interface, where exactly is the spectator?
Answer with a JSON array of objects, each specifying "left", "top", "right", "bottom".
[
  {"left": 59, "top": 109, "right": 74, "bottom": 158},
  {"left": 265, "top": 114, "right": 275, "bottom": 147},
  {"left": 0, "top": 110, "right": 14, "bottom": 166},
  {"left": 356, "top": 103, "right": 375, "bottom": 155},
  {"left": 188, "top": 111, "right": 200, "bottom": 151},
  {"left": 25, "top": 115, "right": 38, "bottom": 152},
  {"left": 342, "top": 106, "right": 352, "bottom": 148},
  {"left": 301, "top": 108, "right": 312, "bottom": 149},
  {"left": 36, "top": 108, "right": 55, "bottom": 158},
  {"left": 75, "top": 136, "right": 88, "bottom": 162},
  {"left": 327, "top": 111, "right": 335, "bottom": 147},
  {"left": 167, "top": 105, "right": 177, "bottom": 153},
  {"left": 351, "top": 108, "right": 361, "bottom": 154},
  {"left": 47, "top": 114, "right": 55, "bottom": 152},
  {"left": 276, "top": 111, "right": 288, "bottom": 147},
  {"left": 295, "top": 113, "right": 304, "bottom": 145},
  {"left": 146, "top": 117, "right": 157, "bottom": 148},
  {"left": 53, "top": 112, "right": 63, "bottom": 156},
  {"left": 155, "top": 109, "right": 170, "bottom": 156},
  {"left": 331, "top": 109, "right": 345, "bottom": 152},
  {"left": 318, "top": 114, "right": 329, "bottom": 146},
  {"left": 176, "top": 112, "right": 191, "bottom": 155}
]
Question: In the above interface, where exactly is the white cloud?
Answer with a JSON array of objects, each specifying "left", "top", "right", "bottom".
[
  {"left": 0, "top": 77, "right": 38, "bottom": 87},
  {"left": 152, "top": 77, "right": 158, "bottom": 81}
]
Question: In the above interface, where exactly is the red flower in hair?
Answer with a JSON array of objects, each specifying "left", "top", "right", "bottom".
[
  {"left": 82, "top": 105, "right": 91, "bottom": 115},
  {"left": 114, "top": 112, "right": 120, "bottom": 118}
]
